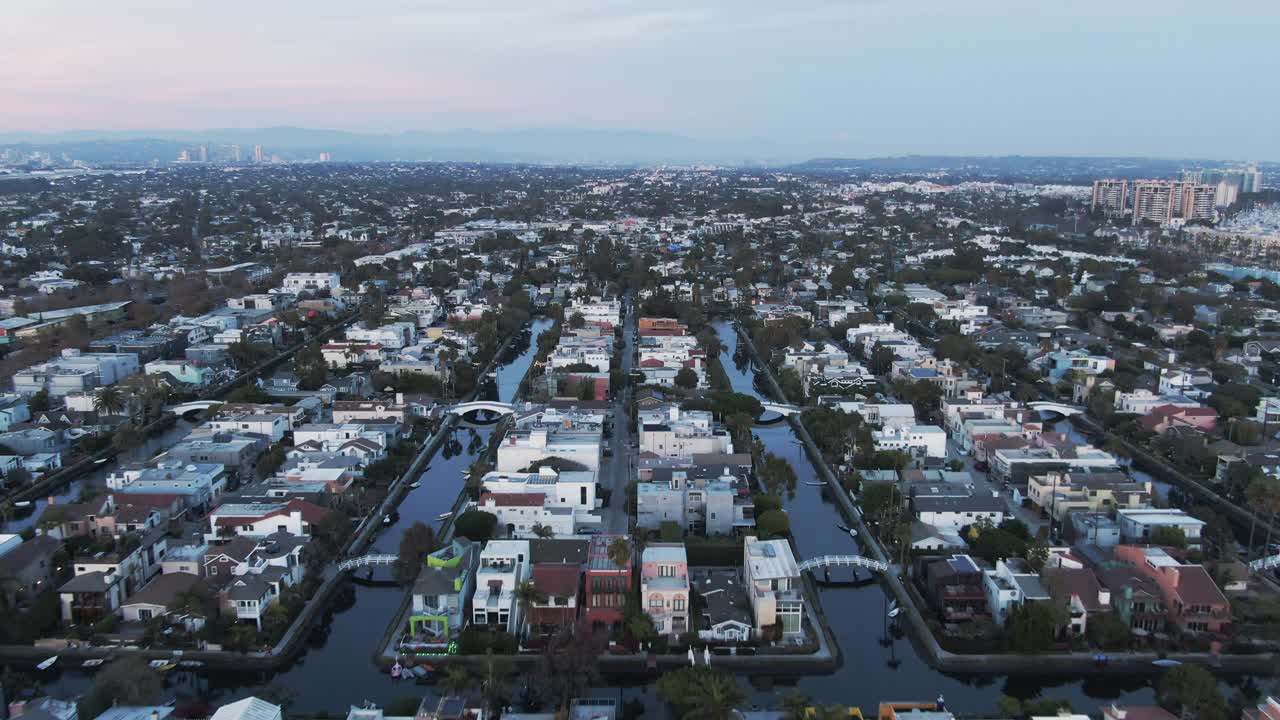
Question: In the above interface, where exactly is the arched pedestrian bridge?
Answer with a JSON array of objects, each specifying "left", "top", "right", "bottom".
[
  {"left": 167, "top": 400, "right": 223, "bottom": 416},
  {"left": 797, "top": 554, "right": 889, "bottom": 573},
  {"left": 445, "top": 400, "right": 518, "bottom": 417},
  {"left": 337, "top": 554, "right": 397, "bottom": 572},
  {"left": 759, "top": 402, "right": 802, "bottom": 417},
  {"left": 1027, "top": 401, "right": 1086, "bottom": 417}
]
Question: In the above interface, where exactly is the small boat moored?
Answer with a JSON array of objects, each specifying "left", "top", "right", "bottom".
[
  {"left": 408, "top": 481, "right": 421, "bottom": 489},
  {"left": 81, "top": 659, "right": 105, "bottom": 668},
  {"left": 1152, "top": 659, "right": 1182, "bottom": 668},
  {"left": 36, "top": 656, "right": 58, "bottom": 670}
]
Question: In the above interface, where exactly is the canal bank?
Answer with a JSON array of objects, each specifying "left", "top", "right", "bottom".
[{"left": 722, "top": 320, "right": 1276, "bottom": 694}]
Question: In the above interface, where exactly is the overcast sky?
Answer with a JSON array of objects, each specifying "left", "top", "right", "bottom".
[{"left": 3, "top": 0, "right": 1277, "bottom": 159}]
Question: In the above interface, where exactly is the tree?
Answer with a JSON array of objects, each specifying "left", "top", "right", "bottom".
[
  {"left": 860, "top": 482, "right": 902, "bottom": 520},
  {"left": 530, "top": 523, "right": 555, "bottom": 539},
  {"left": 393, "top": 521, "right": 438, "bottom": 585},
  {"left": 93, "top": 386, "right": 126, "bottom": 416},
  {"left": 454, "top": 510, "right": 498, "bottom": 542},
  {"left": 538, "top": 624, "right": 604, "bottom": 710},
  {"left": 755, "top": 509, "right": 791, "bottom": 539},
  {"left": 781, "top": 692, "right": 812, "bottom": 720},
  {"left": 28, "top": 389, "right": 50, "bottom": 412},
  {"left": 674, "top": 367, "right": 698, "bottom": 390},
  {"left": 439, "top": 665, "right": 472, "bottom": 696},
  {"left": 607, "top": 536, "right": 632, "bottom": 568},
  {"left": 759, "top": 453, "right": 798, "bottom": 497},
  {"left": 1149, "top": 526, "right": 1188, "bottom": 548},
  {"left": 868, "top": 343, "right": 896, "bottom": 375},
  {"left": 1007, "top": 601, "right": 1056, "bottom": 652},
  {"left": 79, "top": 658, "right": 163, "bottom": 720},
  {"left": 255, "top": 444, "right": 287, "bottom": 478},
  {"left": 568, "top": 312, "right": 586, "bottom": 329},
  {"left": 515, "top": 580, "right": 547, "bottom": 635},
  {"left": 111, "top": 423, "right": 145, "bottom": 452},
  {"left": 656, "top": 667, "right": 746, "bottom": 720},
  {"left": 1086, "top": 611, "right": 1132, "bottom": 650},
  {"left": 659, "top": 520, "right": 683, "bottom": 542},
  {"left": 1157, "top": 665, "right": 1226, "bottom": 720}
]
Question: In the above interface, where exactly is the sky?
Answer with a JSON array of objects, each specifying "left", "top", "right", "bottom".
[{"left": 3, "top": 0, "right": 1278, "bottom": 159}]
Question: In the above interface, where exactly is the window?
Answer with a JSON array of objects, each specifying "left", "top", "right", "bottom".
[
  {"left": 649, "top": 596, "right": 664, "bottom": 609},
  {"left": 673, "top": 598, "right": 685, "bottom": 611},
  {"left": 659, "top": 564, "right": 674, "bottom": 577}
]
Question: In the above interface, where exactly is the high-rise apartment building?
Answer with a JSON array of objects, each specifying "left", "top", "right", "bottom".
[
  {"left": 318, "top": 152, "right": 332, "bottom": 162},
  {"left": 1181, "top": 166, "right": 1265, "bottom": 197},
  {"left": 253, "top": 144, "right": 264, "bottom": 163},
  {"left": 1093, "top": 179, "right": 1216, "bottom": 225},
  {"left": 1131, "top": 181, "right": 1215, "bottom": 225},
  {"left": 1091, "top": 179, "right": 1129, "bottom": 218}
]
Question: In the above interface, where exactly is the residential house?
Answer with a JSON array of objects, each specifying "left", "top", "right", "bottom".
[
  {"left": 0, "top": 535, "right": 62, "bottom": 605},
  {"left": 409, "top": 539, "right": 478, "bottom": 645},
  {"left": 1116, "top": 509, "right": 1206, "bottom": 548},
  {"left": 742, "top": 536, "right": 804, "bottom": 639},
  {"left": 640, "top": 543, "right": 689, "bottom": 638},
  {"left": 207, "top": 498, "right": 329, "bottom": 540},
  {"left": 1027, "top": 470, "right": 1151, "bottom": 523},
  {"left": 1113, "top": 545, "right": 1230, "bottom": 634},
  {"left": 583, "top": 534, "right": 630, "bottom": 635},
  {"left": 917, "top": 554, "right": 988, "bottom": 623},
  {"left": 471, "top": 540, "right": 530, "bottom": 634},
  {"left": 983, "top": 558, "right": 1050, "bottom": 624}
]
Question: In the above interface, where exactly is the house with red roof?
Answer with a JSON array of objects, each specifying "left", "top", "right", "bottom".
[
  {"left": 206, "top": 498, "right": 330, "bottom": 540},
  {"left": 1138, "top": 404, "right": 1218, "bottom": 435},
  {"left": 1113, "top": 544, "right": 1230, "bottom": 634},
  {"left": 527, "top": 563, "right": 581, "bottom": 636},
  {"left": 477, "top": 492, "right": 575, "bottom": 538}
]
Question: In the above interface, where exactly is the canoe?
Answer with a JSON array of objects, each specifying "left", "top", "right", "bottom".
[
  {"left": 36, "top": 657, "right": 57, "bottom": 670},
  {"left": 82, "top": 659, "right": 104, "bottom": 668}
]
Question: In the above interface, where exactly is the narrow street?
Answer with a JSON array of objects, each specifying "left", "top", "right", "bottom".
[{"left": 598, "top": 295, "right": 635, "bottom": 534}]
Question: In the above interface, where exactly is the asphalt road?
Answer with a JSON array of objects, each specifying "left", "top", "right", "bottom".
[{"left": 597, "top": 296, "right": 636, "bottom": 535}]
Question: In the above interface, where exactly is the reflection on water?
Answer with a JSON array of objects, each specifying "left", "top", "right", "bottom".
[{"left": 710, "top": 322, "right": 1161, "bottom": 711}]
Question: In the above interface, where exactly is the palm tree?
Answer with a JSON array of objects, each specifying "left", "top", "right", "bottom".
[
  {"left": 607, "top": 536, "right": 631, "bottom": 568},
  {"left": 439, "top": 665, "right": 472, "bottom": 696},
  {"left": 94, "top": 386, "right": 126, "bottom": 417},
  {"left": 531, "top": 523, "right": 555, "bottom": 539},
  {"left": 515, "top": 581, "right": 546, "bottom": 637},
  {"left": 685, "top": 670, "right": 746, "bottom": 720}
]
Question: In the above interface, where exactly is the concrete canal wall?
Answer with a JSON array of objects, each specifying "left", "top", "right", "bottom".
[{"left": 733, "top": 322, "right": 1279, "bottom": 676}]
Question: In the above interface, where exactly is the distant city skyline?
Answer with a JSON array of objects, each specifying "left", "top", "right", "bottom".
[{"left": 4, "top": 0, "right": 1278, "bottom": 160}]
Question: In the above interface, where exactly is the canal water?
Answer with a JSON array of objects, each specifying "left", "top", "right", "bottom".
[
  {"left": 30, "top": 319, "right": 1253, "bottom": 715},
  {"left": 28, "top": 320, "right": 556, "bottom": 712},
  {"left": 5, "top": 417, "right": 200, "bottom": 534},
  {"left": 709, "top": 322, "right": 1159, "bottom": 712}
]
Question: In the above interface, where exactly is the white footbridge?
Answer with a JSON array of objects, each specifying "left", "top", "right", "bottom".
[
  {"left": 337, "top": 554, "right": 397, "bottom": 572},
  {"left": 1026, "top": 401, "right": 1086, "bottom": 417},
  {"left": 797, "top": 554, "right": 889, "bottom": 573},
  {"left": 167, "top": 400, "right": 223, "bottom": 415},
  {"left": 1248, "top": 554, "right": 1280, "bottom": 574},
  {"left": 445, "top": 400, "right": 518, "bottom": 417}
]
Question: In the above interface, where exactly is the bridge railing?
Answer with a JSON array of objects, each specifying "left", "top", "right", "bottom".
[
  {"left": 337, "top": 554, "right": 398, "bottom": 571},
  {"left": 1248, "top": 554, "right": 1280, "bottom": 573},
  {"left": 797, "top": 554, "right": 889, "bottom": 573}
]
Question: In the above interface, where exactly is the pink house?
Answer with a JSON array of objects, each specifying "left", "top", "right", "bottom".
[
  {"left": 1112, "top": 545, "right": 1230, "bottom": 634},
  {"left": 640, "top": 542, "right": 689, "bottom": 638},
  {"left": 1138, "top": 404, "right": 1218, "bottom": 435}
]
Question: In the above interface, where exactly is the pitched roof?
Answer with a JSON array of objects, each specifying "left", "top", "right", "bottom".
[
  {"left": 122, "top": 572, "right": 200, "bottom": 608},
  {"left": 531, "top": 563, "right": 580, "bottom": 597}
]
